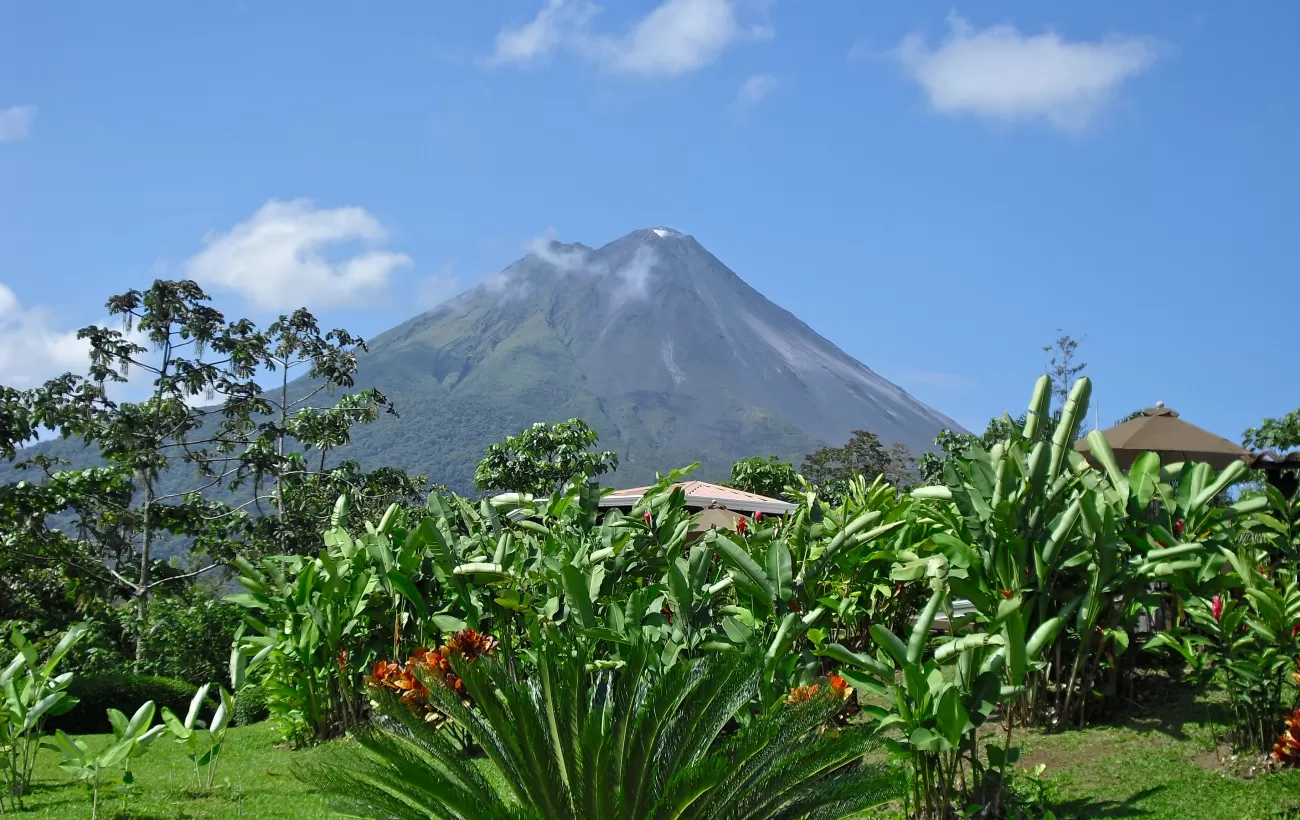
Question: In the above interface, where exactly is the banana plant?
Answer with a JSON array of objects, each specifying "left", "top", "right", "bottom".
[
  {"left": 230, "top": 502, "right": 393, "bottom": 742},
  {"left": 50, "top": 701, "right": 165, "bottom": 819},
  {"left": 819, "top": 581, "right": 1064, "bottom": 818},
  {"left": 161, "top": 684, "right": 234, "bottom": 790},
  {"left": 1184, "top": 550, "right": 1300, "bottom": 752},
  {"left": 816, "top": 583, "right": 991, "bottom": 818},
  {"left": 0, "top": 623, "right": 87, "bottom": 812}
]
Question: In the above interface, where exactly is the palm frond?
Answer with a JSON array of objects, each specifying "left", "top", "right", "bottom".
[{"left": 297, "top": 629, "right": 905, "bottom": 820}]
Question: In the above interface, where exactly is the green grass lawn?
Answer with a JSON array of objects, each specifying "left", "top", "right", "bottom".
[
  {"left": 21, "top": 684, "right": 1300, "bottom": 819},
  {"left": 18, "top": 721, "right": 330, "bottom": 819},
  {"left": 1007, "top": 683, "right": 1300, "bottom": 820}
]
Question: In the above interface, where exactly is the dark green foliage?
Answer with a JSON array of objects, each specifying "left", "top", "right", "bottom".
[
  {"left": 234, "top": 685, "right": 270, "bottom": 726},
  {"left": 296, "top": 627, "right": 902, "bottom": 819},
  {"left": 1245, "top": 408, "right": 1300, "bottom": 453},
  {"left": 46, "top": 673, "right": 208, "bottom": 735},
  {"left": 474, "top": 418, "right": 619, "bottom": 496},
  {"left": 724, "top": 455, "right": 798, "bottom": 499},
  {"left": 801, "top": 430, "right": 916, "bottom": 501},
  {"left": 246, "top": 459, "right": 432, "bottom": 558},
  {"left": 135, "top": 589, "right": 244, "bottom": 685}
]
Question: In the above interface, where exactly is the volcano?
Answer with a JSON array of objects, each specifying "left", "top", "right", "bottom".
[{"left": 338, "top": 227, "right": 961, "bottom": 491}]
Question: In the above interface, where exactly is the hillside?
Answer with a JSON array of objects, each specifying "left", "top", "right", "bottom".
[{"left": 2, "top": 228, "right": 962, "bottom": 497}]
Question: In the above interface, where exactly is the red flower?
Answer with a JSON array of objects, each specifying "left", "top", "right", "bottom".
[
  {"left": 1001, "top": 589, "right": 1013, "bottom": 599},
  {"left": 754, "top": 511, "right": 763, "bottom": 523},
  {"left": 737, "top": 516, "right": 747, "bottom": 535},
  {"left": 1292, "top": 623, "right": 1299, "bottom": 639},
  {"left": 336, "top": 648, "right": 349, "bottom": 672},
  {"left": 790, "top": 599, "right": 801, "bottom": 613},
  {"left": 1174, "top": 520, "right": 1184, "bottom": 536},
  {"left": 1274, "top": 708, "right": 1300, "bottom": 765},
  {"left": 1157, "top": 540, "right": 1167, "bottom": 547},
  {"left": 1211, "top": 595, "right": 1223, "bottom": 622},
  {"left": 643, "top": 510, "right": 653, "bottom": 526},
  {"left": 896, "top": 584, "right": 904, "bottom": 593}
]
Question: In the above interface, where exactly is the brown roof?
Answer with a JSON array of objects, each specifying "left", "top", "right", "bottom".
[
  {"left": 1074, "top": 404, "right": 1252, "bottom": 470},
  {"left": 599, "top": 481, "right": 796, "bottom": 515}
]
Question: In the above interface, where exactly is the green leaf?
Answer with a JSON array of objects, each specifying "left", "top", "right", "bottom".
[
  {"left": 908, "top": 586, "right": 945, "bottom": 665},
  {"left": 1004, "top": 609, "right": 1027, "bottom": 686},
  {"left": 666, "top": 558, "right": 693, "bottom": 621},
  {"left": 430, "top": 614, "right": 468, "bottom": 633},
  {"left": 817, "top": 643, "right": 894, "bottom": 679},
  {"left": 712, "top": 534, "right": 775, "bottom": 603},
  {"left": 870, "top": 624, "right": 908, "bottom": 667},
  {"left": 765, "top": 541, "right": 792, "bottom": 601},
  {"left": 562, "top": 564, "right": 595, "bottom": 629},
  {"left": 386, "top": 569, "right": 428, "bottom": 619}
]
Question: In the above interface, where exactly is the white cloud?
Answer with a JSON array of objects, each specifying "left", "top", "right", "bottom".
[
  {"left": 0, "top": 285, "right": 92, "bottom": 388},
  {"left": 489, "top": 0, "right": 599, "bottom": 65},
  {"left": 417, "top": 268, "right": 463, "bottom": 310},
  {"left": 522, "top": 230, "right": 660, "bottom": 303},
  {"left": 894, "top": 13, "right": 1162, "bottom": 132},
  {"left": 731, "top": 73, "right": 776, "bottom": 114},
  {"left": 0, "top": 286, "right": 155, "bottom": 398},
  {"left": 488, "top": 0, "right": 768, "bottom": 77},
  {"left": 185, "top": 199, "right": 414, "bottom": 311},
  {"left": 0, "top": 105, "right": 36, "bottom": 142}
]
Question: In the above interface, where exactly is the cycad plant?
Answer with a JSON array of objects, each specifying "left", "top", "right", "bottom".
[{"left": 297, "top": 627, "right": 903, "bottom": 819}]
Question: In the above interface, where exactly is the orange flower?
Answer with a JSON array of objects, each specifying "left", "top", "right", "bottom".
[
  {"left": 444, "top": 629, "right": 499, "bottom": 662},
  {"left": 787, "top": 684, "right": 820, "bottom": 705},
  {"left": 367, "top": 630, "right": 499, "bottom": 716},
  {"left": 829, "top": 673, "right": 852, "bottom": 699}
]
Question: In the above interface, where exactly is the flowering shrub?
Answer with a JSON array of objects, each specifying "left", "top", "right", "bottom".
[
  {"left": 366, "top": 630, "right": 498, "bottom": 719},
  {"left": 1273, "top": 707, "right": 1300, "bottom": 765}
]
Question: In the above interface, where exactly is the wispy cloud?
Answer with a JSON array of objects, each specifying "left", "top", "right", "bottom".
[
  {"left": 488, "top": 0, "right": 771, "bottom": 78},
  {"left": 894, "top": 13, "right": 1162, "bottom": 133},
  {"left": 523, "top": 230, "right": 660, "bottom": 303},
  {"left": 417, "top": 266, "right": 463, "bottom": 310},
  {"left": 0, "top": 285, "right": 91, "bottom": 387},
  {"left": 0, "top": 105, "right": 36, "bottom": 142},
  {"left": 184, "top": 199, "right": 414, "bottom": 311},
  {"left": 730, "top": 73, "right": 776, "bottom": 116},
  {"left": 0, "top": 284, "right": 153, "bottom": 394}
]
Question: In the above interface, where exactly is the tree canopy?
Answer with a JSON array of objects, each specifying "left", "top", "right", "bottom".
[{"left": 474, "top": 419, "right": 619, "bottom": 497}]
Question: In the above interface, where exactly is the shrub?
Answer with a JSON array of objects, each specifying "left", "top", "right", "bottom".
[
  {"left": 233, "top": 684, "right": 269, "bottom": 726},
  {"left": 46, "top": 673, "right": 210, "bottom": 735},
  {"left": 136, "top": 590, "right": 244, "bottom": 686}
]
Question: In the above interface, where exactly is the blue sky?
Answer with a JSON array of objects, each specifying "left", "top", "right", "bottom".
[{"left": 1, "top": 0, "right": 1297, "bottom": 445}]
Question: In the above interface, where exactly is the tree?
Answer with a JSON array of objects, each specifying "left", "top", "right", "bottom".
[
  {"left": 0, "top": 280, "right": 396, "bottom": 664},
  {"left": 228, "top": 308, "right": 396, "bottom": 554},
  {"left": 1043, "top": 331, "right": 1087, "bottom": 406},
  {"left": 917, "top": 420, "right": 1019, "bottom": 485},
  {"left": 14, "top": 281, "right": 266, "bottom": 664},
  {"left": 247, "top": 460, "right": 433, "bottom": 557},
  {"left": 801, "top": 430, "right": 915, "bottom": 500},
  {"left": 1244, "top": 409, "right": 1300, "bottom": 454},
  {"left": 723, "top": 455, "right": 798, "bottom": 499},
  {"left": 474, "top": 419, "right": 618, "bottom": 497},
  {"left": 918, "top": 334, "right": 1091, "bottom": 486}
]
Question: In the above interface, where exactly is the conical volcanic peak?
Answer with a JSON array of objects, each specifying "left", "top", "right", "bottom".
[{"left": 350, "top": 228, "right": 961, "bottom": 492}]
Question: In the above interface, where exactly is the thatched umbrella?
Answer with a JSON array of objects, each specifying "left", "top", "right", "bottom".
[
  {"left": 688, "top": 505, "right": 744, "bottom": 541},
  {"left": 1074, "top": 402, "right": 1252, "bottom": 470}
]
